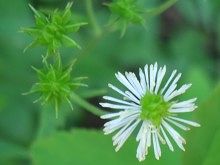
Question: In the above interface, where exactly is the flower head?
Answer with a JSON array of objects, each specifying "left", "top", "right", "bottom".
[
  {"left": 100, "top": 63, "right": 200, "bottom": 161},
  {"left": 24, "top": 60, "right": 87, "bottom": 118},
  {"left": 105, "top": 0, "right": 145, "bottom": 37},
  {"left": 22, "top": 2, "right": 87, "bottom": 57}
]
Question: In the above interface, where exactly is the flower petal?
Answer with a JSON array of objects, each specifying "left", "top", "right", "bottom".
[
  {"left": 160, "top": 70, "right": 177, "bottom": 94},
  {"left": 162, "top": 120, "right": 185, "bottom": 151},
  {"left": 144, "top": 64, "right": 150, "bottom": 91},
  {"left": 155, "top": 65, "right": 166, "bottom": 94},
  {"left": 114, "top": 119, "right": 140, "bottom": 152},
  {"left": 125, "top": 72, "right": 144, "bottom": 96},
  {"left": 171, "top": 98, "right": 197, "bottom": 108},
  {"left": 160, "top": 125, "right": 174, "bottom": 151},
  {"left": 139, "top": 68, "right": 147, "bottom": 93},
  {"left": 115, "top": 72, "right": 141, "bottom": 99},
  {"left": 169, "top": 106, "right": 197, "bottom": 113},
  {"left": 166, "top": 84, "right": 192, "bottom": 101},
  {"left": 103, "top": 96, "right": 139, "bottom": 106},
  {"left": 168, "top": 116, "right": 201, "bottom": 127},
  {"left": 165, "top": 117, "right": 190, "bottom": 131}
]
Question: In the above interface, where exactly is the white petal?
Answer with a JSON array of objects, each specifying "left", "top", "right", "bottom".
[
  {"left": 160, "top": 70, "right": 177, "bottom": 94},
  {"left": 114, "top": 119, "right": 140, "bottom": 152},
  {"left": 108, "top": 83, "right": 129, "bottom": 99},
  {"left": 112, "top": 118, "right": 136, "bottom": 141},
  {"left": 144, "top": 64, "right": 150, "bottom": 91},
  {"left": 136, "top": 121, "right": 148, "bottom": 141},
  {"left": 103, "top": 96, "right": 138, "bottom": 106},
  {"left": 166, "top": 84, "right": 192, "bottom": 101},
  {"left": 139, "top": 68, "right": 147, "bottom": 93},
  {"left": 152, "top": 132, "right": 160, "bottom": 160},
  {"left": 136, "top": 124, "right": 152, "bottom": 159},
  {"left": 168, "top": 116, "right": 201, "bottom": 127},
  {"left": 125, "top": 72, "right": 144, "bottom": 96},
  {"left": 165, "top": 118, "right": 190, "bottom": 131},
  {"left": 104, "top": 111, "right": 139, "bottom": 127},
  {"left": 101, "top": 112, "right": 122, "bottom": 119},
  {"left": 104, "top": 115, "right": 137, "bottom": 134},
  {"left": 164, "top": 84, "right": 177, "bottom": 100},
  {"left": 157, "top": 131, "right": 166, "bottom": 144},
  {"left": 160, "top": 125, "right": 174, "bottom": 151},
  {"left": 132, "top": 72, "right": 145, "bottom": 96},
  {"left": 104, "top": 112, "right": 139, "bottom": 134},
  {"left": 149, "top": 63, "right": 158, "bottom": 93},
  {"left": 125, "top": 91, "right": 140, "bottom": 104},
  {"left": 100, "top": 103, "right": 139, "bottom": 110},
  {"left": 171, "top": 98, "right": 197, "bottom": 108},
  {"left": 162, "top": 120, "right": 186, "bottom": 151},
  {"left": 115, "top": 72, "right": 141, "bottom": 99},
  {"left": 136, "top": 123, "right": 149, "bottom": 161},
  {"left": 164, "top": 73, "right": 181, "bottom": 99},
  {"left": 169, "top": 106, "right": 197, "bottom": 113},
  {"left": 155, "top": 132, "right": 161, "bottom": 157},
  {"left": 136, "top": 138, "right": 146, "bottom": 161},
  {"left": 146, "top": 127, "right": 151, "bottom": 147},
  {"left": 154, "top": 66, "right": 166, "bottom": 94}
]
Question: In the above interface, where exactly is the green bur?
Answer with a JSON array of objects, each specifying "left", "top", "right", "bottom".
[
  {"left": 109, "top": 0, "right": 144, "bottom": 24},
  {"left": 140, "top": 93, "right": 171, "bottom": 127},
  {"left": 24, "top": 60, "right": 87, "bottom": 118},
  {"left": 21, "top": 2, "right": 87, "bottom": 58},
  {"left": 106, "top": 0, "right": 144, "bottom": 37}
]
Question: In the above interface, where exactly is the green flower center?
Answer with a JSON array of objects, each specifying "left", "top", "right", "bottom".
[{"left": 140, "top": 93, "right": 171, "bottom": 127}]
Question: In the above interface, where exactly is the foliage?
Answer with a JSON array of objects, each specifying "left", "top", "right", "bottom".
[
  {"left": 183, "top": 84, "right": 220, "bottom": 165},
  {"left": 31, "top": 129, "right": 181, "bottom": 165},
  {"left": 0, "top": 0, "right": 219, "bottom": 164}
]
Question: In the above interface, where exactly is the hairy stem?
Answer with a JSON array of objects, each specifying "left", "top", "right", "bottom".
[
  {"left": 145, "top": 0, "right": 178, "bottom": 16},
  {"left": 55, "top": 99, "right": 59, "bottom": 119},
  {"left": 71, "top": 92, "right": 106, "bottom": 116},
  {"left": 85, "top": 0, "right": 102, "bottom": 36},
  {"left": 54, "top": 51, "right": 62, "bottom": 69}
]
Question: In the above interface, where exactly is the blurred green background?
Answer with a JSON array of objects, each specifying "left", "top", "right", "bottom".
[{"left": 0, "top": 0, "right": 220, "bottom": 164}]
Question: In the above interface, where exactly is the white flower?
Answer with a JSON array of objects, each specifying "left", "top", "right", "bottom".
[{"left": 100, "top": 63, "right": 200, "bottom": 161}]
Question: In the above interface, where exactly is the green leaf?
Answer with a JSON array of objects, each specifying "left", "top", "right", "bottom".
[
  {"left": 203, "top": 130, "right": 220, "bottom": 165},
  {"left": 0, "top": 139, "right": 29, "bottom": 162},
  {"left": 176, "top": 1, "right": 198, "bottom": 25},
  {"left": 183, "top": 67, "right": 213, "bottom": 104},
  {"left": 32, "top": 129, "right": 181, "bottom": 165},
  {"left": 217, "top": 15, "right": 220, "bottom": 53},
  {"left": 170, "top": 29, "right": 208, "bottom": 64},
  {"left": 183, "top": 83, "right": 220, "bottom": 165}
]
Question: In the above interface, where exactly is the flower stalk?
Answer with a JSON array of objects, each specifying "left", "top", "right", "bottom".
[
  {"left": 71, "top": 92, "right": 106, "bottom": 116},
  {"left": 145, "top": 0, "right": 178, "bottom": 16},
  {"left": 85, "top": 0, "right": 102, "bottom": 36}
]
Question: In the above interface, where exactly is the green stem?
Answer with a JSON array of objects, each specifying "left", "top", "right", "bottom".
[
  {"left": 145, "top": 0, "right": 178, "bottom": 16},
  {"left": 37, "top": 105, "right": 58, "bottom": 137},
  {"left": 80, "top": 89, "right": 107, "bottom": 99},
  {"left": 54, "top": 51, "right": 62, "bottom": 69},
  {"left": 85, "top": 0, "right": 102, "bottom": 36},
  {"left": 71, "top": 92, "right": 107, "bottom": 116},
  {"left": 55, "top": 99, "right": 59, "bottom": 119}
]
